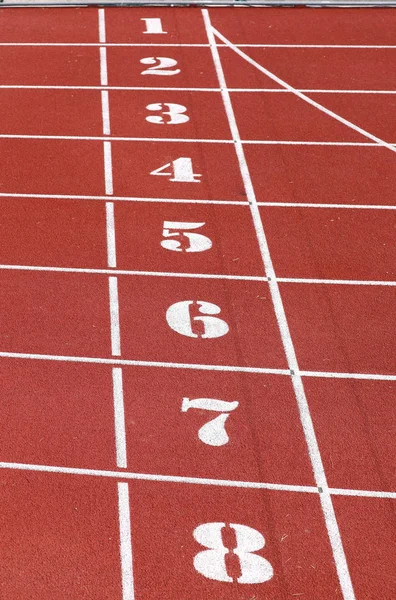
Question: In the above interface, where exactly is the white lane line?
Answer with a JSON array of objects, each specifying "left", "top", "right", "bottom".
[
  {"left": 103, "top": 140, "right": 114, "bottom": 195},
  {"left": 100, "top": 47, "right": 108, "bottom": 86},
  {"left": 105, "top": 202, "right": 117, "bottom": 268},
  {"left": 0, "top": 134, "right": 233, "bottom": 143},
  {"left": 213, "top": 26, "right": 396, "bottom": 156},
  {"left": 1, "top": 42, "right": 396, "bottom": 48},
  {"left": 118, "top": 482, "right": 135, "bottom": 600},
  {"left": 113, "top": 368, "right": 127, "bottom": 469},
  {"left": 98, "top": 8, "right": 106, "bottom": 44},
  {"left": 0, "top": 192, "right": 244, "bottom": 205},
  {"left": 101, "top": 90, "right": 111, "bottom": 135},
  {"left": 0, "top": 133, "right": 395, "bottom": 146},
  {"left": 0, "top": 349, "right": 395, "bottom": 381},
  {"left": 204, "top": 11, "right": 356, "bottom": 600},
  {"left": 0, "top": 264, "right": 395, "bottom": 287},
  {"left": 0, "top": 461, "right": 394, "bottom": 499},
  {"left": 109, "top": 276, "right": 121, "bottom": 356},
  {"left": 257, "top": 202, "right": 396, "bottom": 210},
  {"left": 3, "top": 85, "right": 396, "bottom": 94}
]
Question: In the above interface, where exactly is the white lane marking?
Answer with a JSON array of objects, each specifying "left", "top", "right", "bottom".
[
  {"left": 0, "top": 461, "right": 394, "bottom": 499},
  {"left": 204, "top": 11, "right": 356, "bottom": 600},
  {"left": 213, "top": 26, "right": 396, "bottom": 156},
  {"left": 100, "top": 46, "right": 108, "bottom": 86},
  {"left": 101, "top": 90, "right": 111, "bottom": 135},
  {"left": 103, "top": 140, "right": 114, "bottom": 195},
  {"left": 0, "top": 133, "right": 395, "bottom": 146},
  {"left": 118, "top": 482, "right": 135, "bottom": 600},
  {"left": 113, "top": 368, "right": 127, "bottom": 469},
  {"left": 1, "top": 42, "right": 396, "bottom": 48},
  {"left": 0, "top": 264, "right": 395, "bottom": 287},
  {"left": 105, "top": 202, "right": 117, "bottom": 268},
  {"left": 98, "top": 8, "right": 106, "bottom": 44},
  {"left": 0, "top": 192, "right": 243, "bottom": 205},
  {"left": 0, "top": 349, "right": 396, "bottom": 381},
  {"left": 109, "top": 276, "right": 121, "bottom": 356},
  {"left": 3, "top": 85, "right": 396, "bottom": 94},
  {"left": 257, "top": 202, "right": 396, "bottom": 210}
]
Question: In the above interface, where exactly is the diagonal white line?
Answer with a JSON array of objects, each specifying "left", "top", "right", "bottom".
[
  {"left": 213, "top": 26, "right": 396, "bottom": 155},
  {"left": 204, "top": 10, "right": 356, "bottom": 600}
]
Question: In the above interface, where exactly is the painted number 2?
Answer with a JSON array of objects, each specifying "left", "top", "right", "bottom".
[
  {"left": 193, "top": 522, "right": 274, "bottom": 584},
  {"left": 181, "top": 397, "right": 239, "bottom": 446},
  {"left": 141, "top": 57, "right": 180, "bottom": 76},
  {"left": 146, "top": 103, "right": 189, "bottom": 125},
  {"left": 161, "top": 221, "right": 211, "bottom": 253}
]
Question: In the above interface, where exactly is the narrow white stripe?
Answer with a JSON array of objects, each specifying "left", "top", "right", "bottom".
[
  {"left": 0, "top": 134, "right": 233, "bottom": 143},
  {"left": 98, "top": 8, "right": 106, "bottom": 44},
  {"left": 0, "top": 461, "right": 393, "bottom": 499},
  {"left": 100, "top": 46, "right": 108, "bottom": 86},
  {"left": 105, "top": 202, "right": 117, "bottom": 267},
  {"left": 0, "top": 349, "right": 395, "bottom": 381},
  {"left": 101, "top": 90, "right": 111, "bottom": 135},
  {"left": 213, "top": 27, "right": 396, "bottom": 156},
  {"left": 103, "top": 141, "right": 113, "bottom": 195},
  {"left": 0, "top": 42, "right": 395, "bottom": 49},
  {"left": 0, "top": 192, "right": 242, "bottom": 205},
  {"left": 257, "top": 202, "right": 396, "bottom": 210},
  {"left": 118, "top": 482, "right": 135, "bottom": 600},
  {"left": 113, "top": 368, "right": 127, "bottom": 468},
  {"left": 0, "top": 264, "right": 394, "bottom": 287},
  {"left": 109, "top": 276, "right": 121, "bottom": 356},
  {"left": 204, "top": 11, "right": 356, "bottom": 600}
]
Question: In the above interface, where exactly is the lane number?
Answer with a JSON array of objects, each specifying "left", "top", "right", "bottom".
[
  {"left": 140, "top": 57, "right": 180, "bottom": 76},
  {"left": 141, "top": 18, "right": 167, "bottom": 34},
  {"left": 146, "top": 103, "right": 189, "bottom": 125},
  {"left": 161, "top": 221, "right": 211, "bottom": 253},
  {"left": 181, "top": 397, "right": 239, "bottom": 446},
  {"left": 193, "top": 522, "right": 274, "bottom": 584},
  {"left": 166, "top": 300, "right": 229, "bottom": 339},
  {"left": 151, "top": 157, "right": 201, "bottom": 183}
]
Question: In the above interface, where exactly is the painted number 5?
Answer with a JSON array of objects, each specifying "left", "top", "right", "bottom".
[
  {"left": 140, "top": 57, "right": 180, "bottom": 76},
  {"left": 193, "top": 522, "right": 274, "bottom": 584},
  {"left": 161, "top": 221, "right": 212, "bottom": 253}
]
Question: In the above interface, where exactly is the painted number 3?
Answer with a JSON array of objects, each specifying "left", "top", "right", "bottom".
[{"left": 193, "top": 522, "right": 274, "bottom": 584}]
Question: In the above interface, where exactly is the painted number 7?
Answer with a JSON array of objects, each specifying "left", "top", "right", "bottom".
[{"left": 181, "top": 397, "right": 239, "bottom": 446}]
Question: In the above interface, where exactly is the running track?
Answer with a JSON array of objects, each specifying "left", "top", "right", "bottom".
[{"left": 0, "top": 5, "right": 395, "bottom": 599}]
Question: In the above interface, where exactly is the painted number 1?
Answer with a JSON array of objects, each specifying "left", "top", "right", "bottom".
[{"left": 141, "top": 18, "right": 167, "bottom": 34}]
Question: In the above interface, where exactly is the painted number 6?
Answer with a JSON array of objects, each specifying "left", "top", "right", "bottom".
[{"left": 166, "top": 300, "right": 229, "bottom": 339}]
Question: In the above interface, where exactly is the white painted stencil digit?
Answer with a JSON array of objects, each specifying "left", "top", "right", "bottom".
[
  {"left": 140, "top": 57, "right": 180, "bottom": 76},
  {"left": 151, "top": 158, "right": 201, "bottom": 183},
  {"left": 161, "top": 221, "right": 211, "bottom": 253},
  {"left": 141, "top": 18, "right": 167, "bottom": 34},
  {"left": 181, "top": 397, "right": 238, "bottom": 446},
  {"left": 146, "top": 103, "right": 189, "bottom": 125},
  {"left": 193, "top": 522, "right": 273, "bottom": 584},
  {"left": 166, "top": 300, "right": 229, "bottom": 338}
]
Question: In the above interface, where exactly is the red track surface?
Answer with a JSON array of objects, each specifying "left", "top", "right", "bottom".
[{"left": 0, "top": 5, "right": 395, "bottom": 600}]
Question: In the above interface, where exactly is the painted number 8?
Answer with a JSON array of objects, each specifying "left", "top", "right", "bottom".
[{"left": 193, "top": 522, "right": 274, "bottom": 584}]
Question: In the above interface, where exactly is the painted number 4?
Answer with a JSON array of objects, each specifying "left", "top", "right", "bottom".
[
  {"left": 151, "top": 157, "right": 201, "bottom": 183},
  {"left": 181, "top": 397, "right": 239, "bottom": 446},
  {"left": 193, "top": 522, "right": 274, "bottom": 584}
]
